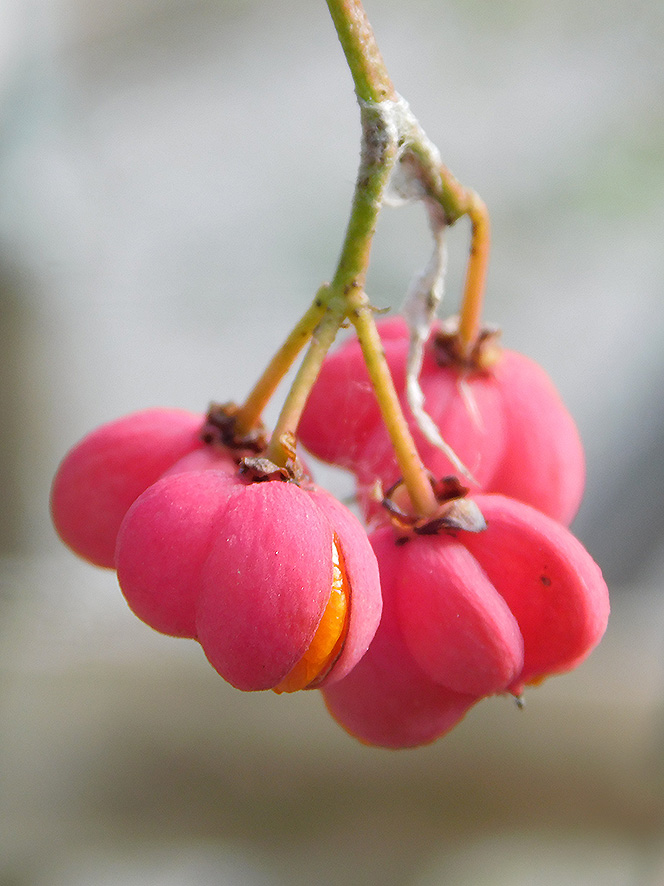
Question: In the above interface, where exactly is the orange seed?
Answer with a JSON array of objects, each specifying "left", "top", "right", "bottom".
[{"left": 273, "top": 537, "right": 350, "bottom": 693}]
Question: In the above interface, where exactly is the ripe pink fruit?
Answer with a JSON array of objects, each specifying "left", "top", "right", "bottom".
[
  {"left": 322, "top": 492, "right": 609, "bottom": 748},
  {"left": 116, "top": 468, "right": 382, "bottom": 692},
  {"left": 298, "top": 317, "right": 585, "bottom": 525},
  {"left": 50, "top": 408, "right": 207, "bottom": 568},
  {"left": 197, "top": 479, "right": 382, "bottom": 691}
]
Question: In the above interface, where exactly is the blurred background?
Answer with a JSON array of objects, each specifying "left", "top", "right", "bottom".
[{"left": 1, "top": 0, "right": 663, "bottom": 883}]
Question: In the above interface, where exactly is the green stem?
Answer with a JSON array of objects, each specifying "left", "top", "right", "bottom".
[
  {"left": 324, "top": 1, "right": 438, "bottom": 517},
  {"left": 266, "top": 307, "right": 343, "bottom": 466},
  {"left": 330, "top": 101, "right": 397, "bottom": 296},
  {"left": 349, "top": 297, "right": 438, "bottom": 517},
  {"left": 325, "top": 0, "right": 396, "bottom": 102},
  {"left": 234, "top": 290, "right": 327, "bottom": 435}
]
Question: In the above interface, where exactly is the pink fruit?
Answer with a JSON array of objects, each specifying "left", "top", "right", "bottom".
[
  {"left": 394, "top": 494, "right": 608, "bottom": 697},
  {"left": 298, "top": 317, "right": 585, "bottom": 524},
  {"left": 116, "top": 466, "right": 382, "bottom": 693},
  {"left": 322, "top": 493, "right": 609, "bottom": 748},
  {"left": 50, "top": 408, "right": 206, "bottom": 568}
]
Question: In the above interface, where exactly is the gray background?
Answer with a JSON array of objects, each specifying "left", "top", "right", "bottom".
[{"left": 1, "top": 1, "right": 663, "bottom": 883}]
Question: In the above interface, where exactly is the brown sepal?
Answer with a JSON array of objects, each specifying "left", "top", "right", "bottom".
[
  {"left": 239, "top": 431, "right": 310, "bottom": 485},
  {"left": 382, "top": 475, "right": 486, "bottom": 536},
  {"left": 433, "top": 317, "right": 503, "bottom": 372},
  {"left": 201, "top": 402, "right": 269, "bottom": 455},
  {"left": 239, "top": 457, "right": 291, "bottom": 483}
]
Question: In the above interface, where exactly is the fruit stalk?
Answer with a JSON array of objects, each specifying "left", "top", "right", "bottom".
[
  {"left": 233, "top": 290, "right": 328, "bottom": 436},
  {"left": 325, "top": 0, "right": 397, "bottom": 103},
  {"left": 457, "top": 192, "right": 491, "bottom": 358},
  {"left": 265, "top": 305, "right": 343, "bottom": 468}
]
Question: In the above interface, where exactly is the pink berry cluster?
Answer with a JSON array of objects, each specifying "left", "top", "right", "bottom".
[
  {"left": 298, "top": 317, "right": 609, "bottom": 747},
  {"left": 50, "top": 317, "right": 609, "bottom": 749}
]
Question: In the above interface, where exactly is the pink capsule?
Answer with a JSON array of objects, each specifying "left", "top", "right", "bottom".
[
  {"left": 117, "top": 462, "right": 382, "bottom": 693},
  {"left": 393, "top": 494, "right": 608, "bottom": 699},
  {"left": 323, "top": 493, "right": 609, "bottom": 748},
  {"left": 298, "top": 317, "right": 585, "bottom": 525}
]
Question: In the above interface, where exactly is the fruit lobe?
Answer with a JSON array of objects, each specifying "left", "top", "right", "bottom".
[
  {"left": 50, "top": 408, "right": 206, "bottom": 568},
  {"left": 116, "top": 468, "right": 242, "bottom": 638},
  {"left": 195, "top": 480, "right": 335, "bottom": 690},
  {"left": 489, "top": 351, "right": 585, "bottom": 525},
  {"left": 462, "top": 494, "right": 609, "bottom": 692},
  {"left": 394, "top": 534, "right": 524, "bottom": 695}
]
